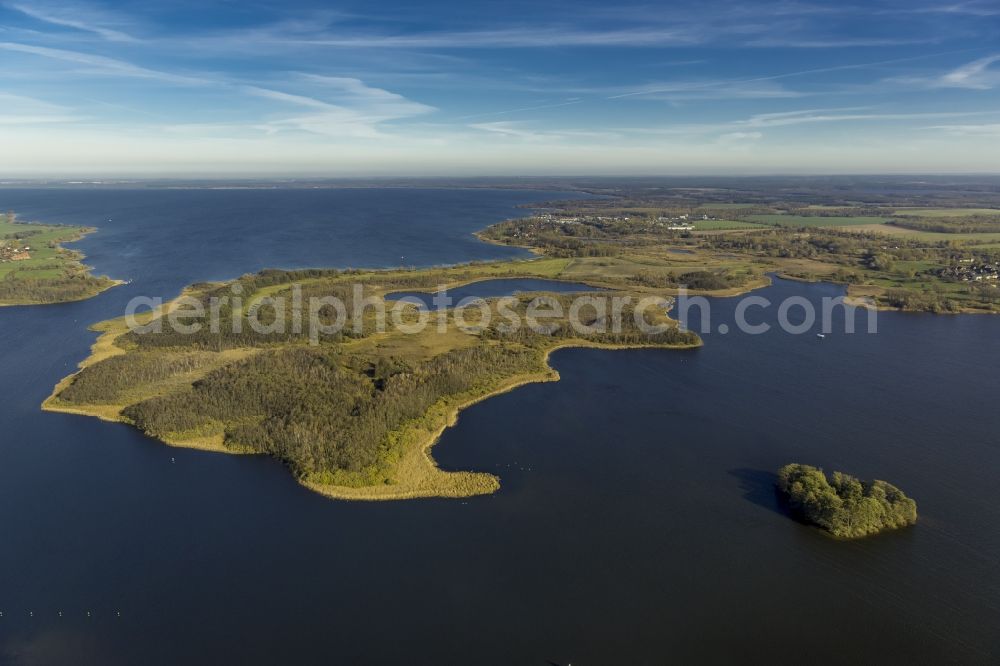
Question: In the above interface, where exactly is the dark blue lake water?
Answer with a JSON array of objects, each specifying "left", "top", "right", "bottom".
[{"left": 0, "top": 188, "right": 997, "bottom": 664}]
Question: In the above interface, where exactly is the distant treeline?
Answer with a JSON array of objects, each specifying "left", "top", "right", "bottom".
[
  {"left": 889, "top": 215, "right": 1000, "bottom": 234},
  {"left": 777, "top": 206, "right": 884, "bottom": 217},
  {"left": 778, "top": 463, "right": 917, "bottom": 538},
  {"left": 2, "top": 228, "right": 44, "bottom": 241}
]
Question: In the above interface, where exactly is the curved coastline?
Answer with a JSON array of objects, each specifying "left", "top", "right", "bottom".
[{"left": 303, "top": 336, "right": 702, "bottom": 501}]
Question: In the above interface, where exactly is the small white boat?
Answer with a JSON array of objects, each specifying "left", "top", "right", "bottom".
[{"left": 817, "top": 333, "right": 825, "bottom": 338}]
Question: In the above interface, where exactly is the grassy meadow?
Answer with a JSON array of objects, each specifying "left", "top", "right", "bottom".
[{"left": 747, "top": 214, "right": 890, "bottom": 228}]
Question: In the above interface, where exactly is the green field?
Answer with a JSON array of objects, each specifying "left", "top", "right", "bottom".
[
  {"left": 0, "top": 216, "right": 119, "bottom": 305},
  {"left": 843, "top": 223, "right": 1000, "bottom": 243},
  {"left": 0, "top": 220, "right": 91, "bottom": 279},
  {"left": 747, "top": 214, "right": 890, "bottom": 228},
  {"left": 693, "top": 219, "right": 766, "bottom": 230},
  {"left": 893, "top": 208, "right": 1000, "bottom": 217},
  {"left": 696, "top": 203, "right": 763, "bottom": 210}
]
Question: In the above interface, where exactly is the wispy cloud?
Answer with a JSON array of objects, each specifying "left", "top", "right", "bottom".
[
  {"left": 243, "top": 77, "right": 433, "bottom": 138},
  {"left": 608, "top": 79, "right": 804, "bottom": 101},
  {"left": 747, "top": 36, "right": 940, "bottom": 48},
  {"left": 886, "top": 53, "right": 1000, "bottom": 90},
  {"left": 926, "top": 122, "right": 1000, "bottom": 136},
  {"left": 608, "top": 49, "right": 983, "bottom": 100},
  {"left": 468, "top": 121, "right": 542, "bottom": 139},
  {"left": 1, "top": 1, "right": 998, "bottom": 174},
  {"left": 0, "top": 42, "right": 210, "bottom": 85},
  {"left": 457, "top": 99, "right": 584, "bottom": 121},
  {"left": 617, "top": 107, "right": 1000, "bottom": 137},
  {"left": 0, "top": 41, "right": 432, "bottom": 138},
  {"left": 242, "top": 86, "right": 336, "bottom": 111},
  {"left": 717, "top": 131, "right": 764, "bottom": 144},
  {"left": 166, "top": 1, "right": 961, "bottom": 53},
  {"left": 939, "top": 54, "right": 1000, "bottom": 89},
  {"left": 735, "top": 108, "right": 991, "bottom": 128},
  {"left": 469, "top": 121, "right": 618, "bottom": 141},
  {"left": 907, "top": 1, "right": 1000, "bottom": 17},
  {"left": 299, "top": 75, "right": 434, "bottom": 115},
  {"left": 4, "top": 1, "right": 137, "bottom": 42},
  {"left": 0, "top": 91, "right": 83, "bottom": 124},
  {"left": 236, "top": 25, "right": 705, "bottom": 50}
]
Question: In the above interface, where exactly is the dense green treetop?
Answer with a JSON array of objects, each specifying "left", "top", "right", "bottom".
[{"left": 777, "top": 463, "right": 917, "bottom": 539}]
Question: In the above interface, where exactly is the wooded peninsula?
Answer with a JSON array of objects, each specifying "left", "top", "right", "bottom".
[{"left": 44, "top": 260, "right": 699, "bottom": 500}]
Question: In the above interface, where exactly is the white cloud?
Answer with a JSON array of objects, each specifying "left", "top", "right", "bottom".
[
  {"left": 0, "top": 40, "right": 433, "bottom": 138},
  {"left": 468, "top": 121, "right": 542, "bottom": 139},
  {"left": 242, "top": 79, "right": 433, "bottom": 138},
  {"left": 888, "top": 54, "right": 1000, "bottom": 91},
  {"left": 456, "top": 99, "right": 584, "bottom": 121},
  {"left": 294, "top": 26, "right": 703, "bottom": 49},
  {"left": 242, "top": 86, "right": 337, "bottom": 111},
  {"left": 926, "top": 123, "right": 1000, "bottom": 137},
  {"left": 910, "top": 2, "right": 1000, "bottom": 17},
  {"left": 718, "top": 131, "right": 763, "bottom": 143},
  {"left": 468, "top": 121, "right": 619, "bottom": 142},
  {"left": 747, "top": 36, "right": 937, "bottom": 48},
  {"left": 615, "top": 107, "right": 1000, "bottom": 138},
  {"left": 606, "top": 51, "right": 956, "bottom": 100},
  {"left": 737, "top": 108, "right": 993, "bottom": 128},
  {"left": 297, "top": 75, "right": 435, "bottom": 116},
  {"left": 939, "top": 54, "right": 1000, "bottom": 89},
  {"left": 0, "top": 42, "right": 210, "bottom": 85},
  {"left": 4, "top": 1, "right": 137, "bottom": 42},
  {"left": 0, "top": 92, "right": 83, "bottom": 124},
  {"left": 611, "top": 79, "right": 804, "bottom": 102}
]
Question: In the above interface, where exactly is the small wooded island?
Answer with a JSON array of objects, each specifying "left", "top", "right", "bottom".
[
  {"left": 778, "top": 463, "right": 918, "bottom": 538},
  {"left": 0, "top": 211, "right": 120, "bottom": 306}
]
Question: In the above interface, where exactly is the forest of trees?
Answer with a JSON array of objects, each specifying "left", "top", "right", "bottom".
[
  {"left": 889, "top": 215, "right": 1000, "bottom": 234},
  {"left": 883, "top": 287, "right": 962, "bottom": 313},
  {"left": 118, "top": 344, "right": 544, "bottom": 485},
  {"left": 625, "top": 267, "right": 756, "bottom": 291},
  {"left": 777, "top": 463, "right": 917, "bottom": 538},
  {"left": 0, "top": 271, "right": 115, "bottom": 304},
  {"left": 59, "top": 352, "right": 220, "bottom": 404},
  {"left": 480, "top": 292, "right": 700, "bottom": 347}
]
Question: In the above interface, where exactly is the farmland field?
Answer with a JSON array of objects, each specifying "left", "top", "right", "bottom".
[
  {"left": 693, "top": 219, "right": 766, "bottom": 230},
  {"left": 695, "top": 203, "right": 764, "bottom": 210},
  {"left": 892, "top": 208, "right": 1000, "bottom": 217},
  {"left": 839, "top": 223, "right": 1000, "bottom": 242},
  {"left": 746, "top": 214, "right": 890, "bottom": 228},
  {"left": 0, "top": 220, "right": 91, "bottom": 279}
]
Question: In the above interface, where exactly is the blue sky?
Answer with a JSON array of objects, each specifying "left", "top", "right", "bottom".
[{"left": 1, "top": 0, "right": 1000, "bottom": 176}]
